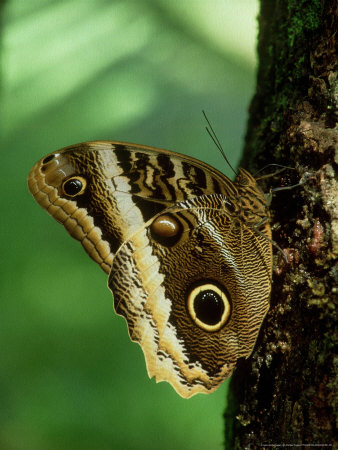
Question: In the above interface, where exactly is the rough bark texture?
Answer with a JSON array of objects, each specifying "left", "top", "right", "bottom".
[{"left": 225, "top": 1, "right": 337, "bottom": 448}]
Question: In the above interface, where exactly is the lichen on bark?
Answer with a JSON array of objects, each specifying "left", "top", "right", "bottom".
[{"left": 225, "top": 1, "right": 337, "bottom": 448}]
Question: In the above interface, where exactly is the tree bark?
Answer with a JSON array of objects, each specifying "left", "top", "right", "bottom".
[{"left": 225, "top": 1, "right": 337, "bottom": 448}]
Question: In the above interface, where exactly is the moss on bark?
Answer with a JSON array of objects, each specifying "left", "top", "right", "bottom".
[{"left": 225, "top": 1, "right": 337, "bottom": 448}]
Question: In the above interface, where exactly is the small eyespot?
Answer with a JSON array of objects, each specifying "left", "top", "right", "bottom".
[
  {"left": 42, "top": 154, "right": 56, "bottom": 164},
  {"left": 187, "top": 282, "right": 231, "bottom": 332},
  {"left": 150, "top": 214, "right": 182, "bottom": 246},
  {"left": 62, "top": 176, "right": 87, "bottom": 197}
]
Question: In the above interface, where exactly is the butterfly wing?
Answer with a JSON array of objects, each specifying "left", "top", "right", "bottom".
[
  {"left": 28, "top": 141, "right": 238, "bottom": 273},
  {"left": 28, "top": 141, "right": 272, "bottom": 397},
  {"left": 109, "top": 195, "right": 271, "bottom": 397}
]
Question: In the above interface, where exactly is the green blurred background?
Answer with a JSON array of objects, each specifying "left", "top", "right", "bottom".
[{"left": 1, "top": 1, "right": 259, "bottom": 449}]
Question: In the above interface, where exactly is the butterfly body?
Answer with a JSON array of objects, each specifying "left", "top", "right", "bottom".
[{"left": 28, "top": 141, "right": 272, "bottom": 398}]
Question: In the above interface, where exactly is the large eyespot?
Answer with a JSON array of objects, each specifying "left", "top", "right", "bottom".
[
  {"left": 62, "top": 176, "right": 87, "bottom": 197},
  {"left": 187, "top": 282, "right": 231, "bottom": 331},
  {"left": 150, "top": 214, "right": 182, "bottom": 246}
]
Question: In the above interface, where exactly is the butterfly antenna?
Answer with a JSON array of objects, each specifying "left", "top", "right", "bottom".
[
  {"left": 203, "top": 110, "right": 237, "bottom": 176},
  {"left": 254, "top": 164, "right": 295, "bottom": 178}
]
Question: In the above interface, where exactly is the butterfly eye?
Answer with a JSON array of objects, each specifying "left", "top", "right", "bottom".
[
  {"left": 62, "top": 176, "right": 87, "bottom": 197},
  {"left": 187, "top": 282, "right": 231, "bottom": 331},
  {"left": 150, "top": 214, "right": 182, "bottom": 246}
]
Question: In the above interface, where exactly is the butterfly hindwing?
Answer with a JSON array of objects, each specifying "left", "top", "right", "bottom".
[{"left": 109, "top": 194, "right": 271, "bottom": 397}]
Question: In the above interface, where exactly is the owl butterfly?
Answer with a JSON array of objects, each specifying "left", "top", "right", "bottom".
[{"left": 28, "top": 141, "right": 272, "bottom": 398}]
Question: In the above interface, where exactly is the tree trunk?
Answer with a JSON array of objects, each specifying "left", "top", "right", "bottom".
[{"left": 225, "top": 1, "right": 337, "bottom": 448}]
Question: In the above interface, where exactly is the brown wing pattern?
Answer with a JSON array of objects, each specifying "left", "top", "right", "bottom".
[
  {"left": 109, "top": 194, "right": 271, "bottom": 397},
  {"left": 28, "top": 141, "right": 272, "bottom": 398},
  {"left": 28, "top": 141, "right": 239, "bottom": 273}
]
